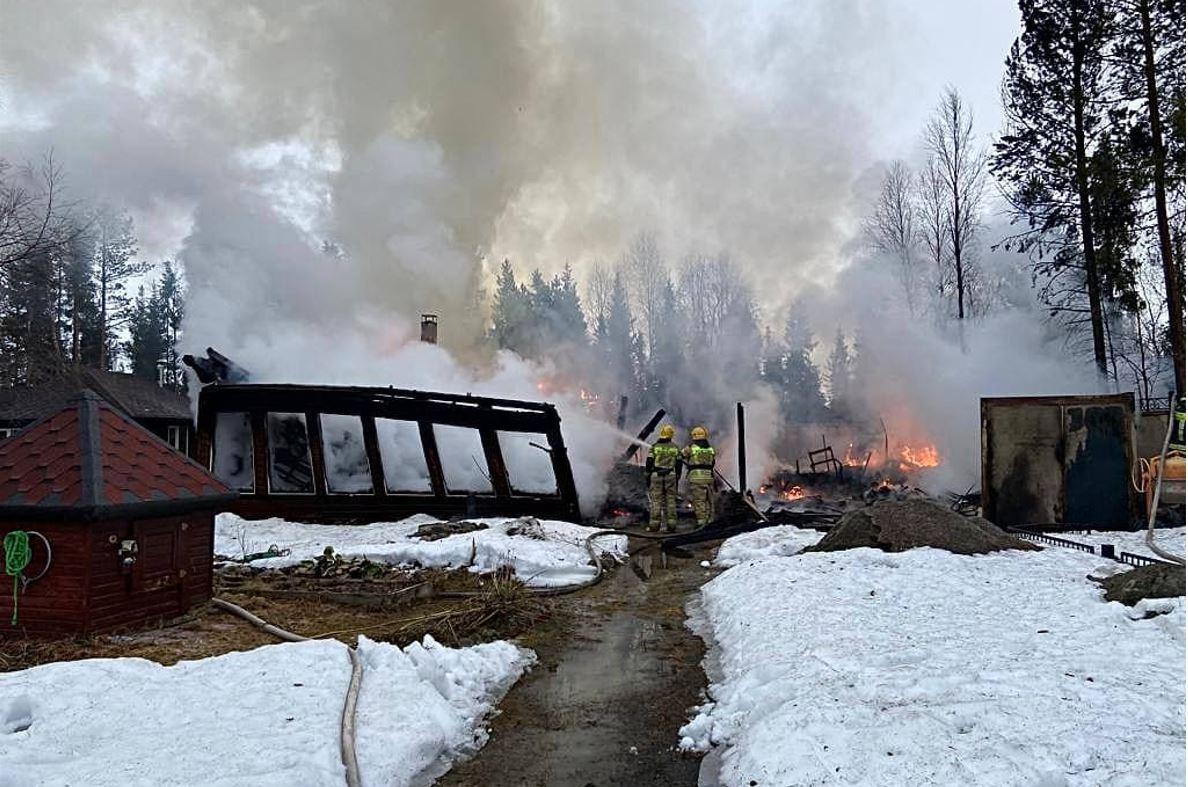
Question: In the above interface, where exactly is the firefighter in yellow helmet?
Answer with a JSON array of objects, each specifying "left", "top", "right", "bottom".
[
  {"left": 645, "top": 424, "right": 682, "bottom": 532},
  {"left": 682, "top": 426, "right": 716, "bottom": 526}
]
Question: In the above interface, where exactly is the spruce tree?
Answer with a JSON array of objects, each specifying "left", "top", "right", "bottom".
[
  {"left": 779, "top": 309, "right": 826, "bottom": 423},
  {"left": 548, "top": 264, "right": 589, "bottom": 349},
  {"left": 157, "top": 262, "right": 186, "bottom": 391},
  {"left": 0, "top": 249, "right": 63, "bottom": 384},
  {"left": 825, "top": 329, "right": 854, "bottom": 419},
  {"left": 597, "top": 272, "right": 637, "bottom": 408},
  {"left": 490, "top": 259, "right": 532, "bottom": 355},
  {"left": 125, "top": 283, "right": 167, "bottom": 383}
]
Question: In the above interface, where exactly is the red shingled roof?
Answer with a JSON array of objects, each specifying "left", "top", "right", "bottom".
[{"left": 0, "top": 390, "right": 231, "bottom": 515}]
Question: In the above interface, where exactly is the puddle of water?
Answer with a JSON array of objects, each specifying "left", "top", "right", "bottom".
[{"left": 442, "top": 560, "right": 707, "bottom": 786}]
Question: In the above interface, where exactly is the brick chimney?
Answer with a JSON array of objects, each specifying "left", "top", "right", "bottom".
[{"left": 420, "top": 313, "right": 438, "bottom": 344}]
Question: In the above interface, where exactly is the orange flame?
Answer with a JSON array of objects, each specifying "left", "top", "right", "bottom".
[
  {"left": 781, "top": 485, "right": 806, "bottom": 500},
  {"left": 898, "top": 444, "right": 940, "bottom": 469}
]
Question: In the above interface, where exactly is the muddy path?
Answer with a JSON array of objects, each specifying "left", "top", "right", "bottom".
[{"left": 441, "top": 539, "right": 720, "bottom": 787}]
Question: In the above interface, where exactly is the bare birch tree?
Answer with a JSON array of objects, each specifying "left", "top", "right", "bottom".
[
  {"left": 916, "top": 156, "right": 950, "bottom": 309},
  {"left": 585, "top": 261, "right": 614, "bottom": 327},
  {"left": 865, "top": 160, "right": 921, "bottom": 312},
  {"left": 0, "top": 153, "right": 74, "bottom": 268},
  {"left": 923, "top": 87, "right": 987, "bottom": 321},
  {"left": 622, "top": 232, "right": 666, "bottom": 356}
]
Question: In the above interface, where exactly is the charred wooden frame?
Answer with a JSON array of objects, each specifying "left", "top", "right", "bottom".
[{"left": 195, "top": 383, "right": 581, "bottom": 523}]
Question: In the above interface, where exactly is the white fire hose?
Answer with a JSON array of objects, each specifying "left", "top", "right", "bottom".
[
  {"left": 211, "top": 598, "right": 363, "bottom": 787},
  {"left": 1145, "top": 394, "right": 1185, "bottom": 566}
]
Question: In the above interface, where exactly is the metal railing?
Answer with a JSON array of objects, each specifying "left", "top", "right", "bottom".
[
  {"left": 1117, "top": 550, "right": 1181, "bottom": 568},
  {"left": 1007, "top": 526, "right": 1181, "bottom": 567},
  {"left": 1006, "top": 527, "right": 1097, "bottom": 554}
]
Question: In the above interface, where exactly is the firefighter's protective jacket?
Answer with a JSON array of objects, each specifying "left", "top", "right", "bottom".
[{"left": 646, "top": 438, "right": 683, "bottom": 479}]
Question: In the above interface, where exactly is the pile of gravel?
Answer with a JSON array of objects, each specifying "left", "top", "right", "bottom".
[
  {"left": 807, "top": 498, "right": 1039, "bottom": 555},
  {"left": 1097, "top": 563, "right": 1186, "bottom": 606}
]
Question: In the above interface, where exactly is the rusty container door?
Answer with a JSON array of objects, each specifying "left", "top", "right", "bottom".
[
  {"left": 982, "top": 403, "right": 1065, "bottom": 526},
  {"left": 1063, "top": 404, "right": 1132, "bottom": 527}
]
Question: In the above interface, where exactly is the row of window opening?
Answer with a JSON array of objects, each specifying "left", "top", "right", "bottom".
[{"left": 212, "top": 412, "right": 558, "bottom": 497}]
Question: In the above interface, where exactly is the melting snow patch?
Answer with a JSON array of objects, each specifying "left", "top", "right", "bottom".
[
  {"left": 712, "top": 524, "right": 824, "bottom": 567},
  {"left": 684, "top": 543, "right": 1185, "bottom": 786},
  {"left": 0, "top": 637, "right": 533, "bottom": 786},
  {"left": 215, "top": 512, "right": 626, "bottom": 588}
]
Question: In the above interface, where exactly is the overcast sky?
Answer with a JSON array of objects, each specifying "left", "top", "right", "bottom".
[
  {"left": 869, "top": 0, "right": 1020, "bottom": 160},
  {"left": 0, "top": 1, "right": 1027, "bottom": 334}
]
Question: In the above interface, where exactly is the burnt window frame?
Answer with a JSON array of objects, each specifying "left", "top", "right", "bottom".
[
  {"left": 210, "top": 411, "right": 256, "bottom": 492},
  {"left": 194, "top": 383, "right": 581, "bottom": 523},
  {"left": 373, "top": 416, "right": 435, "bottom": 495},
  {"left": 265, "top": 411, "right": 317, "bottom": 495},
  {"left": 319, "top": 413, "right": 376, "bottom": 496}
]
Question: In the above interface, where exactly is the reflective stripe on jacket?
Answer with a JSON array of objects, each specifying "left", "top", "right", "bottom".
[
  {"left": 683, "top": 443, "right": 715, "bottom": 480},
  {"left": 649, "top": 441, "right": 681, "bottom": 474}
]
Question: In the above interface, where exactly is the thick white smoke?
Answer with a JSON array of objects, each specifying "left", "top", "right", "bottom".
[
  {"left": 1, "top": 1, "right": 1089, "bottom": 503},
  {"left": 799, "top": 237, "right": 1106, "bottom": 492},
  {"left": 0, "top": 0, "right": 905, "bottom": 508}
]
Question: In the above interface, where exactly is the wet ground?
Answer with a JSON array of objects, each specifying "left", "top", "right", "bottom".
[{"left": 441, "top": 539, "right": 719, "bottom": 787}]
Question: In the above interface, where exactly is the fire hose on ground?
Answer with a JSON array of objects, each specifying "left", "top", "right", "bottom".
[
  {"left": 208, "top": 472, "right": 770, "bottom": 781},
  {"left": 210, "top": 597, "right": 363, "bottom": 787},
  {"left": 1144, "top": 393, "right": 1186, "bottom": 566},
  {"left": 540, "top": 469, "right": 770, "bottom": 597}
]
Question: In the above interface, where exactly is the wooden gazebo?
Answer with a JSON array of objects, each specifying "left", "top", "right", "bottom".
[{"left": 0, "top": 390, "right": 234, "bottom": 635}]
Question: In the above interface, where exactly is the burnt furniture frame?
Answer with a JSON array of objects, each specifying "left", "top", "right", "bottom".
[{"left": 195, "top": 383, "right": 581, "bottom": 523}]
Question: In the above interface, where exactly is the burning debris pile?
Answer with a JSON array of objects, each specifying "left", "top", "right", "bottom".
[
  {"left": 807, "top": 499, "right": 1038, "bottom": 556},
  {"left": 601, "top": 461, "right": 650, "bottom": 519}
]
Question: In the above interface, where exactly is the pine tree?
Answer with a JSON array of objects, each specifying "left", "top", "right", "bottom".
[
  {"left": 61, "top": 229, "right": 102, "bottom": 366},
  {"left": 1112, "top": 0, "right": 1186, "bottom": 391},
  {"left": 992, "top": 0, "right": 1116, "bottom": 375},
  {"left": 89, "top": 205, "right": 146, "bottom": 370}
]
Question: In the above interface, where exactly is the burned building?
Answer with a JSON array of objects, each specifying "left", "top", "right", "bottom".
[{"left": 195, "top": 382, "right": 581, "bottom": 523}]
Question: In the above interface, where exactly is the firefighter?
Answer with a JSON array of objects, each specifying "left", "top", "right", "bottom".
[
  {"left": 645, "top": 424, "right": 682, "bottom": 532},
  {"left": 683, "top": 426, "right": 717, "bottom": 526}
]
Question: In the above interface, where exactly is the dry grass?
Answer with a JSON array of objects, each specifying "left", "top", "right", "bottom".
[{"left": 0, "top": 566, "right": 549, "bottom": 672}]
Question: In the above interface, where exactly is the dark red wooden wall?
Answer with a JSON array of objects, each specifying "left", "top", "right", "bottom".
[{"left": 1, "top": 513, "right": 214, "bottom": 636}]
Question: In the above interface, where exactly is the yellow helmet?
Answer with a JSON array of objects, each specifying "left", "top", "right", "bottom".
[
  {"left": 691, "top": 426, "right": 709, "bottom": 441},
  {"left": 659, "top": 424, "right": 676, "bottom": 440}
]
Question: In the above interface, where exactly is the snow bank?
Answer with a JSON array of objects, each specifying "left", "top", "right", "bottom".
[
  {"left": 713, "top": 525, "right": 824, "bottom": 567},
  {"left": 1042, "top": 527, "right": 1186, "bottom": 563},
  {"left": 0, "top": 636, "right": 533, "bottom": 786},
  {"left": 683, "top": 545, "right": 1185, "bottom": 786},
  {"left": 216, "top": 512, "right": 626, "bottom": 588}
]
